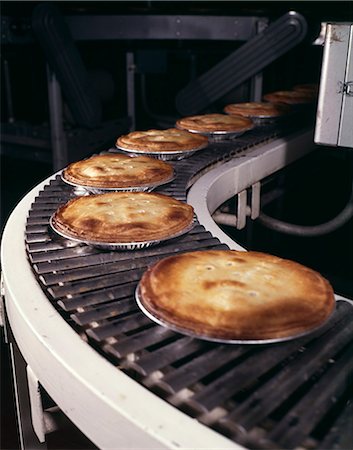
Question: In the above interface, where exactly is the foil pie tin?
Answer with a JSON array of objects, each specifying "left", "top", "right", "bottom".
[
  {"left": 49, "top": 214, "right": 195, "bottom": 251},
  {"left": 115, "top": 143, "right": 208, "bottom": 161},
  {"left": 60, "top": 169, "right": 176, "bottom": 195},
  {"left": 176, "top": 126, "right": 254, "bottom": 142},
  {"left": 242, "top": 115, "right": 287, "bottom": 126},
  {"left": 135, "top": 285, "right": 336, "bottom": 345}
]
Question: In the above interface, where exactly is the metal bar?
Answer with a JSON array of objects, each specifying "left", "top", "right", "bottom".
[
  {"left": 249, "top": 19, "right": 268, "bottom": 102},
  {"left": 28, "top": 240, "right": 82, "bottom": 255},
  {"left": 66, "top": 15, "right": 259, "bottom": 41},
  {"left": 126, "top": 52, "right": 136, "bottom": 131},
  {"left": 46, "top": 65, "right": 68, "bottom": 171},
  {"left": 86, "top": 312, "right": 150, "bottom": 341},
  {"left": 48, "top": 268, "right": 144, "bottom": 298},
  {"left": 26, "top": 366, "right": 46, "bottom": 443},
  {"left": 71, "top": 299, "right": 136, "bottom": 326},
  {"left": 30, "top": 245, "right": 99, "bottom": 264},
  {"left": 57, "top": 282, "right": 138, "bottom": 311},
  {"left": 236, "top": 190, "right": 247, "bottom": 229},
  {"left": 26, "top": 217, "right": 53, "bottom": 226},
  {"left": 105, "top": 327, "right": 175, "bottom": 359},
  {"left": 250, "top": 182, "right": 261, "bottom": 219},
  {"left": 127, "top": 337, "right": 205, "bottom": 376}
]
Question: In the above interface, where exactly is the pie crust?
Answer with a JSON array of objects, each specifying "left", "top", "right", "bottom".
[
  {"left": 293, "top": 83, "right": 319, "bottom": 95},
  {"left": 116, "top": 128, "right": 208, "bottom": 152},
  {"left": 224, "top": 102, "right": 290, "bottom": 118},
  {"left": 138, "top": 250, "right": 335, "bottom": 341},
  {"left": 263, "top": 90, "right": 316, "bottom": 105},
  {"left": 176, "top": 113, "right": 254, "bottom": 133},
  {"left": 62, "top": 153, "right": 174, "bottom": 189},
  {"left": 51, "top": 192, "right": 194, "bottom": 243}
]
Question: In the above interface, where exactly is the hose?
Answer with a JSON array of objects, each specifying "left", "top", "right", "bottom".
[{"left": 257, "top": 176, "right": 353, "bottom": 237}]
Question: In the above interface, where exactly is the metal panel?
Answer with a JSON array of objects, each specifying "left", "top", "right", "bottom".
[
  {"left": 66, "top": 15, "right": 259, "bottom": 41},
  {"left": 339, "top": 25, "right": 353, "bottom": 147},
  {"left": 1, "top": 15, "right": 260, "bottom": 44},
  {"left": 315, "top": 23, "right": 353, "bottom": 148}
]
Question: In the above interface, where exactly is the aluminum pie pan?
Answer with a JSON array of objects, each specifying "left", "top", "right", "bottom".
[
  {"left": 135, "top": 285, "right": 336, "bottom": 345},
  {"left": 115, "top": 143, "right": 208, "bottom": 161},
  {"left": 247, "top": 115, "right": 287, "bottom": 126},
  {"left": 49, "top": 214, "right": 195, "bottom": 251},
  {"left": 60, "top": 169, "right": 176, "bottom": 195},
  {"left": 176, "top": 126, "right": 254, "bottom": 142}
]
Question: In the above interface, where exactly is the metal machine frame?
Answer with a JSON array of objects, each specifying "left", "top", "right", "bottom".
[{"left": 315, "top": 22, "right": 353, "bottom": 148}]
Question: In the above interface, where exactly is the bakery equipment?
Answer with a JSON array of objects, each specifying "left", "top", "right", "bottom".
[
  {"left": 2, "top": 5, "right": 352, "bottom": 450},
  {"left": 2, "top": 119, "right": 353, "bottom": 449},
  {"left": 315, "top": 23, "right": 353, "bottom": 148}
]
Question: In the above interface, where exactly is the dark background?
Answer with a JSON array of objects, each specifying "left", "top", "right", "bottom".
[{"left": 1, "top": 2, "right": 352, "bottom": 449}]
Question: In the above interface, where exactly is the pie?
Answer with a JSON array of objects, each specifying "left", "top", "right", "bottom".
[
  {"left": 138, "top": 250, "right": 335, "bottom": 341},
  {"left": 62, "top": 153, "right": 174, "bottom": 189},
  {"left": 263, "top": 90, "right": 316, "bottom": 105},
  {"left": 224, "top": 102, "right": 290, "bottom": 118},
  {"left": 293, "top": 83, "right": 319, "bottom": 95},
  {"left": 51, "top": 192, "right": 194, "bottom": 243},
  {"left": 176, "top": 113, "right": 254, "bottom": 133},
  {"left": 116, "top": 128, "right": 208, "bottom": 152}
]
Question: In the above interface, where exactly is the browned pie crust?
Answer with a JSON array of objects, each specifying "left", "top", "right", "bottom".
[
  {"left": 62, "top": 153, "right": 174, "bottom": 188},
  {"left": 139, "top": 250, "right": 335, "bottom": 341},
  {"left": 176, "top": 113, "right": 254, "bottom": 133},
  {"left": 224, "top": 102, "right": 290, "bottom": 118},
  {"left": 52, "top": 192, "right": 194, "bottom": 243},
  {"left": 293, "top": 83, "right": 319, "bottom": 95},
  {"left": 116, "top": 128, "right": 208, "bottom": 152},
  {"left": 263, "top": 90, "right": 316, "bottom": 105}
]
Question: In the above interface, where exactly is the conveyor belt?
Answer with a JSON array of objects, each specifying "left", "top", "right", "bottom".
[{"left": 25, "top": 124, "right": 353, "bottom": 450}]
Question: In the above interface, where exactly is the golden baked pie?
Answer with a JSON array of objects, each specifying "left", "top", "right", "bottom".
[
  {"left": 51, "top": 192, "right": 194, "bottom": 243},
  {"left": 263, "top": 90, "right": 316, "bottom": 105},
  {"left": 293, "top": 83, "right": 319, "bottom": 95},
  {"left": 62, "top": 153, "right": 174, "bottom": 189},
  {"left": 138, "top": 250, "right": 335, "bottom": 341},
  {"left": 116, "top": 128, "right": 208, "bottom": 152},
  {"left": 224, "top": 102, "right": 290, "bottom": 118},
  {"left": 176, "top": 113, "right": 254, "bottom": 133}
]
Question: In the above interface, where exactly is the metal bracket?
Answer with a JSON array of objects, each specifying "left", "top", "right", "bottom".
[
  {"left": 27, "top": 366, "right": 46, "bottom": 443},
  {"left": 343, "top": 81, "right": 353, "bottom": 96},
  {"left": 126, "top": 52, "right": 136, "bottom": 131},
  {"left": 26, "top": 366, "right": 60, "bottom": 444},
  {"left": 213, "top": 182, "right": 261, "bottom": 230}
]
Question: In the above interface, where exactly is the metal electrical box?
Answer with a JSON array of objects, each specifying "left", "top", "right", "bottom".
[{"left": 315, "top": 23, "right": 353, "bottom": 148}]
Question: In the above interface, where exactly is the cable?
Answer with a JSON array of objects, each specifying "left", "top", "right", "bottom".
[{"left": 257, "top": 175, "right": 353, "bottom": 237}]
